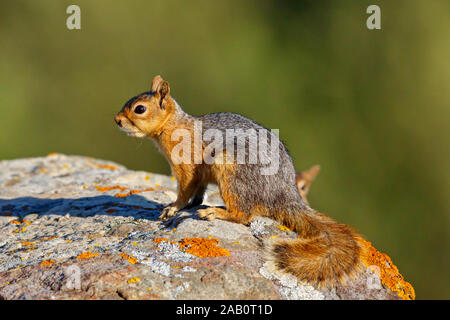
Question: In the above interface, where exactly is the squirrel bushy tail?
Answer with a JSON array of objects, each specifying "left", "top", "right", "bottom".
[{"left": 268, "top": 207, "right": 366, "bottom": 287}]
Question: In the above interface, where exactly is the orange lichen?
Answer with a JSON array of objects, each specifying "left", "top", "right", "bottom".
[
  {"left": 114, "top": 193, "right": 129, "bottom": 198},
  {"left": 154, "top": 237, "right": 230, "bottom": 258},
  {"left": 153, "top": 238, "right": 177, "bottom": 245},
  {"left": 127, "top": 277, "right": 141, "bottom": 284},
  {"left": 10, "top": 219, "right": 31, "bottom": 225},
  {"left": 21, "top": 242, "right": 36, "bottom": 246},
  {"left": 119, "top": 252, "right": 138, "bottom": 264},
  {"left": 96, "top": 186, "right": 128, "bottom": 192},
  {"left": 153, "top": 238, "right": 169, "bottom": 244},
  {"left": 42, "top": 236, "right": 57, "bottom": 241},
  {"left": 47, "top": 152, "right": 58, "bottom": 157},
  {"left": 360, "top": 239, "right": 415, "bottom": 300},
  {"left": 99, "top": 164, "right": 118, "bottom": 170},
  {"left": 90, "top": 160, "right": 119, "bottom": 170},
  {"left": 96, "top": 185, "right": 157, "bottom": 198},
  {"left": 40, "top": 259, "right": 55, "bottom": 266},
  {"left": 277, "top": 225, "right": 292, "bottom": 231},
  {"left": 114, "top": 188, "right": 156, "bottom": 198},
  {"left": 13, "top": 227, "right": 26, "bottom": 233},
  {"left": 77, "top": 251, "right": 99, "bottom": 259},
  {"left": 179, "top": 238, "right": 230, "bottom": 258}
]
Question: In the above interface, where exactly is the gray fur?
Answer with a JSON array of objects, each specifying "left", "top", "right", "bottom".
[{"left": 197, "top": 112, "right": 309, "bottom": 214}]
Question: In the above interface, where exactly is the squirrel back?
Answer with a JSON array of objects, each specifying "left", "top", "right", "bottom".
[{"left": 115, "top": 75, "right": 367, "bottom": 287}]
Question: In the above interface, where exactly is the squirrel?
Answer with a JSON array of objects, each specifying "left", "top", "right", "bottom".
[
  {"left": 295, "top": 165, "right": 320, "bottom": 206},
  {"left": 115, "top": 75, "right": 367, "bottom": 287}
]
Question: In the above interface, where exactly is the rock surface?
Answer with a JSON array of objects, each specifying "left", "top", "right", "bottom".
[{"left": 0, "top": 154, "right": 413, "bottom": 300}]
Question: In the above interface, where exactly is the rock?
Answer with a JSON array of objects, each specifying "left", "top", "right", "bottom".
[{"left": 0, "top": 154, "right": 414, "bottom": 300}]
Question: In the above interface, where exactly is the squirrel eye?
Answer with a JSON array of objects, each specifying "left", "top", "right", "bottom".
[{"left": 134, "top": 105, "right": 147, "bottom": 114}]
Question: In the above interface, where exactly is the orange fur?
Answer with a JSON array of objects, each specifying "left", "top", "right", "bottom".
[{"left": 269, "top": 212, "right": 366, "bottom": 287}]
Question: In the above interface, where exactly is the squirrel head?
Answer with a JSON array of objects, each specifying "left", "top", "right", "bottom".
[
  {"left": 296, "top": 165, "right": 320, "bottom": 204},
  {"left": 115, "top": 75, "right": 175, "bottom": 138}
]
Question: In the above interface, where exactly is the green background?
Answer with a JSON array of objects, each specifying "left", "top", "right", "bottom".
[{"left": 1, "top": 0, "right": 449, "bottom": 299}]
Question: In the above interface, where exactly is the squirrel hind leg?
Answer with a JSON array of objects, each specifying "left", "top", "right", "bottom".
[{"left": 197, "top": 207, "right": 253, "bottom": 225}]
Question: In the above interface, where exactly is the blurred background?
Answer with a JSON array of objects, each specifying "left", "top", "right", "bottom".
[{"left": 0, "top": 0, "right": 448, "bottom": 299}]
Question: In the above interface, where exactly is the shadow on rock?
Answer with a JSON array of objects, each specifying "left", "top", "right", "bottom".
[{"left": 0, "top": 194, "right": 166, "bottom": 220}]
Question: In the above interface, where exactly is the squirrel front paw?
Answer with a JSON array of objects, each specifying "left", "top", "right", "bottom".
[{"left": 159, "top": 205, "right": 179, "bottom": 220}]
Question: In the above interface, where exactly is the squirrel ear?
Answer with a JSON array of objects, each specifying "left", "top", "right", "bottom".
[
  {"left": 303, "top": 165, "right": 321, "bottom": 182},
  {"left": 151, "top": 75, "right": 170, "bottom": 109},
  {"left": 151, "top": 75, "right": 164, "bottom": 92}
]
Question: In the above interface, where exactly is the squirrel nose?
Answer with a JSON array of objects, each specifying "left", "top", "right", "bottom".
[{"left": 115, "top": 116, "right": 122, "bottom": 127}]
